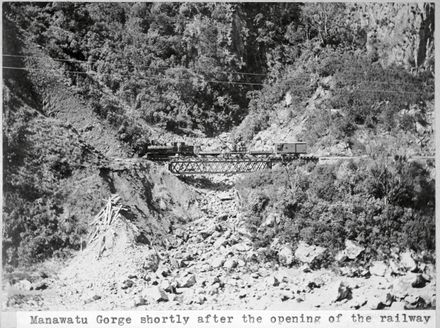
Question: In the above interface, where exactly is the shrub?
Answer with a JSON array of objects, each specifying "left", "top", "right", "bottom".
[{"left": 238, "top": 158, "right": 435, "bottom": 263}]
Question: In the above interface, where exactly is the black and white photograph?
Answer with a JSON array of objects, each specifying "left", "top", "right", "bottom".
[{"left": 2, "top": 1, "right": 436, "bottom": 314}]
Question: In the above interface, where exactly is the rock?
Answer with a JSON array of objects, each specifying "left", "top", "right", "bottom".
[
  {"left": 389, "top": 301, "right": 405, "bottom": 310},
  {"left": 236, "top": 259, "right": 246, "bottom": 267},
  {"left": 120, "top": 279, "right": 134, "bottom": 290},
  {"left": 84, "top": 294, "right": 101, "bottom": 304},
  {"left": 15, "top": 280, "right": 32, "bottom": 291},
  {"left": 279, "top": 245, "right": 294, "bottom": 267},
  {"left": 199, "top": 263, "right": 211, "bottom": 272},
  {"left": 391, "top": 277, "right": 411, "bottom": 300},
  {"left": 239, "top": 291, "right": 247, "bottom": 299},
  {"left": 368, "top": 296, "right": 387, "bottom": 310},
  {"left": 211, "top": 256, "right": 225, "bottom": 268},
  {"left": 133, "top": 295, "right": 147, "bottom": 307},
  {"left": 294, "top": 242, "right": 326, "bottom": 265},
  {"left": 262, "top": 213, "right": 281, "bottom": 227},
  {"left": 400, "top": 251, "right": 417, "bottom": 272},
  {"left": 389, "top": 259, "right": 404, "bottom": 276},
  {"left": 156, "top": 265, "right": 171, "bottom": 278},
  {"left": 423, "top": 264, "right": 435, "bottom": 280},
  {"left": 369, "top": 261, "right": 388, "bottom": 277},
  {"left": 258, "top": 267, "right": 270, "bottom": 277},
  {"left": 307, "top": 278, "right": 323, "bottom": 290},
  {"left": 350, "top": 296, "right": 368, "bottom": 309},
  {"left": 233, "top": 243, "right": 252, "bottom": 252},
  {"left": 330, "top": 281, "right": 352, "bottom": 302},
  {"left": 207, "top": 284, "right": 220, "bottom": 296},
  {"left": 34, "top": 281, "right": 49, "bottom": 290},
  {"left": 218, "top": 192, "right": 233, "bottom": 201},
  {"left": 299, "top": 264, "right": 312, "bottom": 273},
  {"left": 200, "top": 224, "right": 216, "bottom": 238},
  {"left": 224, "top": 259, "right": 237, "bottom": 270},
  {"left": 160, "top": 279, "right": 176, "bottom": 293},
  {"left": 411, "top": 274, "right": 428, "bottom": 288},
  {"left": 266, "top": 275, "right": 280, "bottom": 287},
  {"left": 194, "top": 295, "right": 207, "bottom": 305},
  {"left": 404, "top": 295, "right": 426, "bottom": 309},
  {"left": 213, "top": 236, "right": 228, "bottom": 249},
  {"left": 279, "top": 291, "right": 292, "bottom": 301},
  {"left": 173, "top": 294, "right": 184, "bottom": 303},
  {"left": 143, "top": 250, "right": 160, "bottom": 272},
  {"left": 344, "top": 240, "right": 365, "bottom": 259},
  {"left": 335, "top": 251, "right": 348, "bottom": 262},
  {"left": 147, "top": 287, "right": 169, "bottom": 302},
  {"left": 178, "top": 274, "right": 196, "bottom": 288}
]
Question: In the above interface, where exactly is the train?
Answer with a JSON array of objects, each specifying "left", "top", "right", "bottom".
[{"left": 142, "top": 141, "right": 310, "bottom": 161}]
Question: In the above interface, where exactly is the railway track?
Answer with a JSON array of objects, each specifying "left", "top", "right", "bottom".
[{"left": 104, "top": 154, "right": 434, "bottom": 175}]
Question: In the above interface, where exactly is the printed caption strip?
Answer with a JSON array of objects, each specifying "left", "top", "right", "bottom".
[{"left": 10, "top": 310, "right": 436, "bottom": 328}]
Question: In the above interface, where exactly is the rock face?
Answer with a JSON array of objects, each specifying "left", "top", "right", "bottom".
[{"left": 353, "top": 3, "right": 435, "bottom": 71}]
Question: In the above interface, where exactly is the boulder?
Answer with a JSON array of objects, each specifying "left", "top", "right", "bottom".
[
  {"left": 279, "top": 245, "right": 294, "bottom": 267},
  {"left": 400, "top": 251, "right": 417, "bottom": 272},
  {"left": 178, "top": 274, "right": 196, "bottom": 288},
  {"left": 368, "top": 295, "right": 387, "bottom": 310},
  {"left": 143, "top": 250, "right": 160, "bottom": 272},
  {"left": 120, "top": 279, "right": 134, "bottom": 290},
  {"left": 233, "top": 242, "right": 252, "bottom": 252},
  {"left": 224, "top": 259, "right": 238, "bottom": 270},
  {"left": 329, "top": 281, "right": 352, "bottom": 302},
  {"left": 160, "top": 279, "right": 176, "bottom": 293},
  {"left": 146, "top": 287, "right": 169, "bottom": 302},
  {"left": 411, "top": 274, "right": 428, "bottom": 288},
  {"left": 15, "top": 280, "right": 32, "bottom": 291},
  {"left": 294, "top": 242, "right": 326, "bottom": 265},
  {"left": 266, "top": 275, "right": 280, "bottom": 287},
  {"left": 218, "top": 192, "right": 233, "bottom": 201},
  {"left": 369, "top": 261, "right": 388, "bottom": 277},
  {"left": 133, "top": 295, "right": 147, "bottom": 307},
  {"left": 34, "top": 281, "right": 49, "bottom": 291},
  {"left": 211, "top": 256, "right": 225, "bottom": 268},
  {"left": 213, "top": 236, "right": 228, "bottom": 249},
  {"left": 335, "top": 251, "right": 348, "bottom": 262},
  {"left": 279, "top": 290, "right": 292, "bottom": 301},
  {"left": 344, "top": 240, "right": 365, "bottom": 260}
]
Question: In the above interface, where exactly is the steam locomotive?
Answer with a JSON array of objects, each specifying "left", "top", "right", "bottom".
[{"left": 143, "top": 141, "right": 310, "bottom": 161}]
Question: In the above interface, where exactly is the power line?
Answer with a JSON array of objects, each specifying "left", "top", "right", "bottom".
[
  {"left": 3, "top": 53, "right": 432, "bottom": 86},
  {"left": 3, "top": 65, "right": 431, "bottom": 94},
  {"left": 2, "top": 53, "right": 268, "bottom": 77},
  {"left": 2, "top": 65, "right": 266, "bottom": 86}
]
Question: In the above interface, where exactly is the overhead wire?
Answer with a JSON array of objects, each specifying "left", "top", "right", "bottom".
[
  {"left": 2, "top": 53, "right": 268, "bottom": 77},
  {"left": 2, "top": 62, "right": 432, "bottom": 93},
  {"left": 3, "top": 53, "right": 434, "bottom": 83}
]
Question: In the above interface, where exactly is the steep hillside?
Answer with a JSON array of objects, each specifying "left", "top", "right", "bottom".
[
  {"left": 233, "top": 3, "right": 434, "bottom": 156},
  {"left": 3, "top": 13, "right": 202, "bottom": 268}
]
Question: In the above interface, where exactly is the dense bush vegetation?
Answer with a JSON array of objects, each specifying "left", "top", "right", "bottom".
[
  {"left": 237, "top": 158, "right": 435, "bottom": 262},
  {"left": 2, "top": 93, "right": 90, "bottom": 265},
  {"left": 4, "top": 2, "right": 304, "bottom": 137}
]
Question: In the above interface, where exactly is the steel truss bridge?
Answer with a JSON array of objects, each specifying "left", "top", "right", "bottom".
[{"left": 167, "top": 155, "right": 318, "bottom": 175}]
